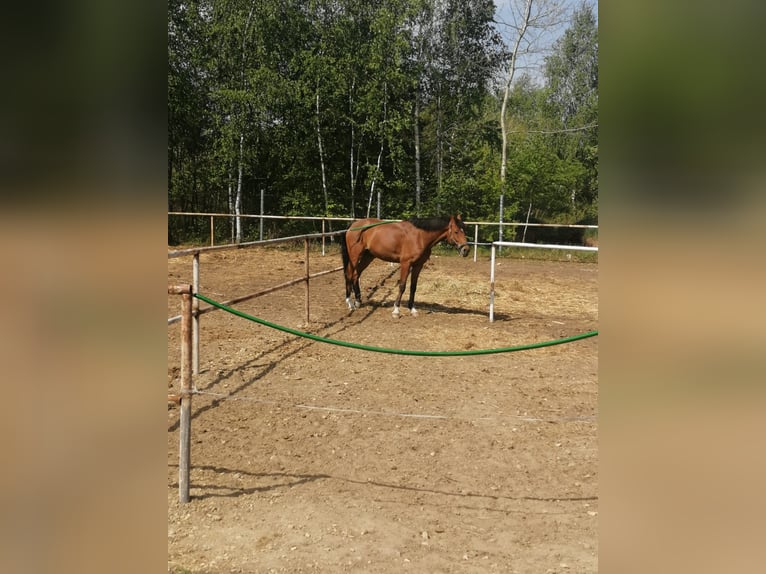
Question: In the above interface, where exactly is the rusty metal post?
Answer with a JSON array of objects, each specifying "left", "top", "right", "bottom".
[{"left": 192, "top": 253, "right": 200, "bottom": 375}]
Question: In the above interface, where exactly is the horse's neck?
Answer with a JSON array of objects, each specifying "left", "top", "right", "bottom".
[{"left": 423, "top": 227, "right": 448, "bottom": 247}]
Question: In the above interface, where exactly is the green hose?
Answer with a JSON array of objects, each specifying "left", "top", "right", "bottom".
[
  {"left": 194, "top": 293, "right": 598, "bottom": 357},
  {"left": 347, "top": 219, "right": 400, "bottom": 232}
]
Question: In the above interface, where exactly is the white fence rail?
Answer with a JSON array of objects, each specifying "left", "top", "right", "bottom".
[{"left": 168, "top": 212, "right": 598, "bottom": 260}]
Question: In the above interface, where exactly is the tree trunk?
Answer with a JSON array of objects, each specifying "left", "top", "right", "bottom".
[
  {"left": 235, "top": 133, "right": 243, "bottom": 243},
  {"left": 436, "top": 90, "right": 443, "bottom": 196},
  {"left": 413, "top": 92, "right": 422, "bottom": 216},
  {"left": 228, "top": 166, "right": 234, "bottom": 243},
  {"left": 522, "top": 200, "right": 532, "bottom": 242},
  {"left": 233, "top": 0, "right": 255, "bottom": 245},
  {"left": 316, "top": 86, "right": 329, "bottom": 216},
  {"left": 348, "top": 78, "right": 357, "bottom": 217},
  {"left": 500, "top": 0, "right": 533, "bottom": 186},
  {"left": 366, "top": 142, "right": 384, "bottom": 217},
  {"left": 367, "top": 81, "right": 387, "bottom": 218}
]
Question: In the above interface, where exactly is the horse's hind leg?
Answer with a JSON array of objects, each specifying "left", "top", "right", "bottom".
[
  {"left": 352, "top": 277, "right": 362, "bottom": 307},
  {"left": 343, "top": 253, "right": 356, "bottom": 310},
  {"left": 344, "top": 271, "right": 356, "bottom": 311},
  {"left": 392, "top": 263, "right": 411, "bottom": 318},
  {"left": 346, "top": 268, "right": 364, "bottom": 311},
  {"left": 351, "top": 251, "right": 374, "bottom": 309},
  {"left": 342, "top": 232, "right": 357, "bottom": 311},
  {"left": 407, "top": 264, "right": 424, "bottom": 317},
  {"left": 345, "top": 269, "right": 361, "bottom": 309},
  {"left": 345, "top": 259, "right": 363, "bottom": 311}
]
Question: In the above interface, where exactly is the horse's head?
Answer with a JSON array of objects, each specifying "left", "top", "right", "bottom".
[{"left": 448, "top": 214, "right": 470, "bottom": 257}]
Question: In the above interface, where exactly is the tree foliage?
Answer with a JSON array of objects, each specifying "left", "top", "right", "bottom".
[
  {"left": 168, "top": 0, "right": 598, "bottom": 242},
  {"left": 543, "top": 1, "right": 599, "bottom": 223}
]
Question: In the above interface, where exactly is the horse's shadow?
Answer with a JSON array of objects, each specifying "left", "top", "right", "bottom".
[
  {"left": 417, "top": 302, "right": 492, "bottom": 317},
  {"left": 360, "top": 299, "right": 517, "bottom": 322}
]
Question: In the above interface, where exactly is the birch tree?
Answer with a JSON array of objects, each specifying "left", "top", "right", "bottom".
[{"left": 496, "top": 0, "right": 566, "bottom": 188}]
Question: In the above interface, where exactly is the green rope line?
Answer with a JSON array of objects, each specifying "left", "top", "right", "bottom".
[
  {"left": 348, "top": 219, "right": 401, "bottom": 232},
  {"left": 194, "top": 293, "right": 598, "bottom": 357}
]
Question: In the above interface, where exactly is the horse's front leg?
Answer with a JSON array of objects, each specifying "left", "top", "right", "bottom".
[
  {"left": 392, "top": 263, "right": 411, "bottom": 318},
  {"left": 407, "top": 264, "right": 424, "bottom": 317}
]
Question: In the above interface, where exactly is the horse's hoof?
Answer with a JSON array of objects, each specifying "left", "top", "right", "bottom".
[
  {"left": 392, "top": 306, "right": 401, "bottom": 318},
  {"left": 410, "top": 308, "right": 419, "bottom": 317}
]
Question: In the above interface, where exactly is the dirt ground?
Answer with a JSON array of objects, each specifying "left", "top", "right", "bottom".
[{"left": 168, "top": 244, "right": 598, "bottom": 573}]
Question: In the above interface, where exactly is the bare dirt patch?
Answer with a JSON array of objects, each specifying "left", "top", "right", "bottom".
[{"left": 168, "top": 245, "right": 598, "bottom": 573}]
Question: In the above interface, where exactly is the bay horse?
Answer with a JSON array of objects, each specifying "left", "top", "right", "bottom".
[{"left": 340, "top": 214, "right": 470, "bottom": 317}]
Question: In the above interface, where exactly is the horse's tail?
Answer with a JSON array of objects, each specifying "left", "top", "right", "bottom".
[{"left": 340, "top": 231, "right": 349, "bottom": 273}]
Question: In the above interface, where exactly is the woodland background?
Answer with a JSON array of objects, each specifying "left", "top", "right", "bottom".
[{"left": 168, "top": 0, "right": 598, "bottom": 242}]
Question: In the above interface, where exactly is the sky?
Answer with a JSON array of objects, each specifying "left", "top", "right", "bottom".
[{"left": 493, "top": 0, "right": 598, "bottom": 85}]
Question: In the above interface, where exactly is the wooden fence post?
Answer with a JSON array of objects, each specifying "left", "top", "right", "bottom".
[
  {"left": 177, "top": 285, "right": 194, "bottom": 503},
  {"left": 304, "top": 237, "right": 310, "bottom": 323}
]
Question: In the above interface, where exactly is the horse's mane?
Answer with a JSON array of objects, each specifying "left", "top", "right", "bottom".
[{"left": 407, "top": 215, "right": 463, "bottom": 231}]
